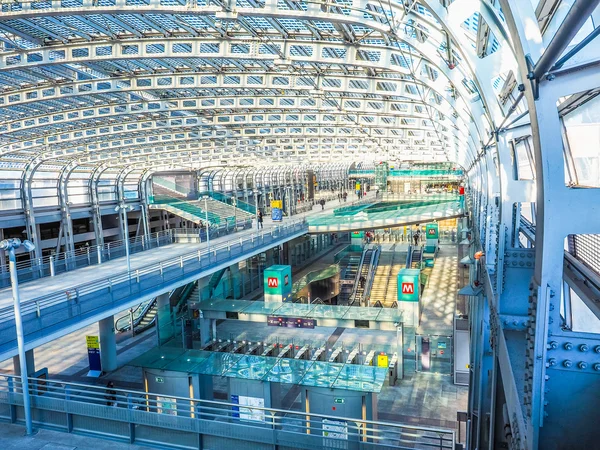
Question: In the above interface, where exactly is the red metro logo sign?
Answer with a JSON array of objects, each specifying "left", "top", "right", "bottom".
[
  {"left": 401, "top": 282, "right": 414, "bottom": 294},
  {"left": 267, "top": 277, "right": 278, "bottom": 288}
]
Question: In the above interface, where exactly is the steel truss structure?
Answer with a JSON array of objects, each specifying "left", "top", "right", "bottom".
[{"left": 0, "top": 0, "right": 600, "bottom": 449}]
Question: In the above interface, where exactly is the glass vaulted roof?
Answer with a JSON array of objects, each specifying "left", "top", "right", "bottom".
[{"left": 0, "top": 0, "right": 597, "bottom": 177}]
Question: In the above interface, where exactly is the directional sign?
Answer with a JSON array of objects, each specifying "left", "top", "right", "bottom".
[{"left": 267, "top": 316, "right": 316, "bottom": 329}]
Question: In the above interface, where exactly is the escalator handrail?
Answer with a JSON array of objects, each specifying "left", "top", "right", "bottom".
[
  {"left": 115, "top": 298, "right": 156, "bottom": 332},
  {"left": 116, "top": 289, "right": 174, "bottom": 332},
  {"left": 361, "top": 245, "right": 381, "bottom": 305},
  {"left": 348, "top": 248, "right": 369, "bottom": 304}
]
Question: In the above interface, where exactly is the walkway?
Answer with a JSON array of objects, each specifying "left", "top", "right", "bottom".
[
  {"left": 307, "top": 196, "right": 463, "bottom": 232},
  {"left": 417, "top": 244, "right": 459, "bottom": 336},
  {"left": 0, "top": 221, "right": 306, "bottom": 362}
]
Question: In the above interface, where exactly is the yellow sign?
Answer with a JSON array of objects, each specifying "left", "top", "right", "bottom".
[
  {"left": 270, "top": 200, "right": 282, "bottom": 209},
  {"left": 355, "top": 183, "right": 361, "bottom": 190},
  {"left": 377, "top": 354, "right": 389, "bottom": 367},
  {"left": 86, "top": 335, "right": 99, "bottom": 349}
]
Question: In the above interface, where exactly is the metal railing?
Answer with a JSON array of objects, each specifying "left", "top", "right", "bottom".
[
  {"left": 199, "top": 190, "right": 257, "bottom": 215},
  {"left": 0, "top": 220, "right": 308, "bottom": 358},
  {"left": 0, "top": 217, "right": 254, "bottom": 290},
  {"left": 0, "top": 375, "right": 455, "bottom": 450},
  {"left": 0, "top": 229, "right": 174, "bottom": 289}
]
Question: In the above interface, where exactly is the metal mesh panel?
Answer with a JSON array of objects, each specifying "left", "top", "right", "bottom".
[
  {"left": 136, "top": 424, "right": 198, "bottom": 449},
  {"left": 72, "top": 415, "right": 129, "bottom": 439},
  {"left": 570, "top": 234, "right": 600, "bottom": 276},
  {"left": 203, "top": 435, "right": 272, "bottom": 450}
]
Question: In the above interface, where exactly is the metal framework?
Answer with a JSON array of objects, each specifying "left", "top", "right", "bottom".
[{"left": 1, "top": 0, "right": 600, "bottom": 449}]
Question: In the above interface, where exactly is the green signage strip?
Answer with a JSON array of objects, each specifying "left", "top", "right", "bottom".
[
  {"left": 425, "top": 223, "right": 439, "bottom": 240},
  {"left": 397, "top": 269, "right": 420, "bottom": 302}
]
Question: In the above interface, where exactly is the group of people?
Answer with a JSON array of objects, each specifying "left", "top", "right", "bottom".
[{"left": 337, "top": 191, "right": 348, "bottom": 203}]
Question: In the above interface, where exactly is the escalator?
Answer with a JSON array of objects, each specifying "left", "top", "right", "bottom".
[
  {"left": 115, "top": 298, "right": 160, "bottom": 334},
  {"left": 409, "top": 245, "right": 423, "bottom": 269},
  {"left": 338, "top": 254, "right": 361, "bottom": 304},
  {"left": 116, "top": 280, "right": 198, "bottom": 334},
  {"left": 349, "top": 246, "right": 377, "bottom": 306}
]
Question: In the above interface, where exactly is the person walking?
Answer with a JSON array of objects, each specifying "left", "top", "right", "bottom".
[
  {"left": 257, "top": 209, "right": 263, "bottom": 229},
  {"left": 320, "top": 199, "right": 325, "bottom": 210},
  {"left": 105, "top": 381, "right": 117, "bottom": 406},
  {"left": 343, "top": 191, "right": 347, "bottom": 202},
  {"left": 338, "top": 192, "right": 342, "bottom": 203}
]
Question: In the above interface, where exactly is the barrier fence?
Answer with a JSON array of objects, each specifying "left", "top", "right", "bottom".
[{"left": 0, "top": 375, "right": 455, "bottom": 450}]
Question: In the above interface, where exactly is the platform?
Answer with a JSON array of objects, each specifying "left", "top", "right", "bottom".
[{"left": 308, "top": 196, "right": 464, "bottom": 232}]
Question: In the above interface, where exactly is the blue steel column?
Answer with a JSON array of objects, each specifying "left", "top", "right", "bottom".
[
  {"left": 155, "top": 292, "right": 172, "bottom": 346},
  {"left": 99, "top": 316, "right": 117, "bottom": 372}
]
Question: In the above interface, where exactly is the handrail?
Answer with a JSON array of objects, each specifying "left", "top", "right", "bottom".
[
  {"left": 0, "top": 229, "right": 175, "bottom": 288},
  {"left": 150, "top": 195, "right": 222, "bottom": 225},
  {"left": 0, "top": 220, "right": 308, "bottom": 323},
  {"left": 4, "top": 228, "right": 172, "bottom": 273},
  {"left": 198, "top": 190, "right": 257, "bottom": 215},
  {"left": 115, "top": 298, "right": 153, "bottom": 332},
  {"left": 0, "top": 375, "right": 456, "bottom": 449},
  {"left": 348, "top": 247, "right": 369, "bottom": 304},
  {"left": 362, "top": 245, "right": 381, "bottom": 306}
]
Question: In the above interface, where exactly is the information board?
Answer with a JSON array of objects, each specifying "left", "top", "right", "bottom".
[
  {"left": 267, "top": 316, "right": 316, "bottom": 328},
  {"left": 86, "top": 335, "right": 102, "bottom": 374},
  {"left": 231, "top": 395, "right": 265, "bottom": 422},
  {"left": 323, "top": 419, "right": 348, "bottom": 444}
]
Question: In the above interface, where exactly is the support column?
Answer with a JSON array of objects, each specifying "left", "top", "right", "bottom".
[
  {"left": 229, "top": 263, "right": 242, "bottom": 298},
  {"left": 12, "top": 349, "right": 35, "bottom": 376},
  {"left": 99, "top": 316, "right": 117, "bottom": 373},
  {"left": 155, "top": 292, "right": 171, "bottom": 346}
]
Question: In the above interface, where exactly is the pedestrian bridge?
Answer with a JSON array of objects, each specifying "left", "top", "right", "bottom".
[
  {"left": 307, "top": 195, "right": 464, "bottom": 233},
  {"left": 0, "top": 221, "right": 308, "bottom": 363}
]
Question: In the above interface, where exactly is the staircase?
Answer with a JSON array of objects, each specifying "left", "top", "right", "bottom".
[
  {"left": 149, "top": 196, "right": 253, "bottom": 227},
  {"left": 369, "top": 247, "right": 394, "bottom": 305},
  {"left": 153, "top": 184, "right": 187, "bottom": 202},
  {"left": 202, "top": 198, "right": 254, "bottom": 224},
  {"left": 384, "top": 248, "right": 409, "bottom": 308}
]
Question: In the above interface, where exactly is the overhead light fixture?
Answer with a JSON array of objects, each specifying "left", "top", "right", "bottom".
[
  {"left": 458, "top": 284, "right": 483, "bottom": 296},
  {"left": 460, "top": 255, "right": 474, "bottom": 265}
]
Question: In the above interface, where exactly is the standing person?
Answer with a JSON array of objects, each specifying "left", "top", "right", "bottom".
[
  {"left": 105, "top": 381, "right": 117, "bottom": 406},
  {"left": 343, "top": 192, "right": 347, "bottom": 202},
  {"left": 257, "top": 209, "right": 263, "bottom": 229},
  {"left": 338, "top": 192, "right": 342, "bottom": 203},
  {"left": 320, "top": 199, "right": 325, "bottom": 210},
  {"left": 413, "top": 228, "right": 420, "bottom": 246},
  {"left": 359, "top": 276, "right": 366, "bottom": 289}
]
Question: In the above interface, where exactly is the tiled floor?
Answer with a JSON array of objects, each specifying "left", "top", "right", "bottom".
[{"left": 418, "top": 244, "right": 459, "bottom": 335}]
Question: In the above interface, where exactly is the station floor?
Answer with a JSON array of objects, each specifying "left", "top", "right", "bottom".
[{"left": 0, "top": 218, "right": 468, "bottom": 443}]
